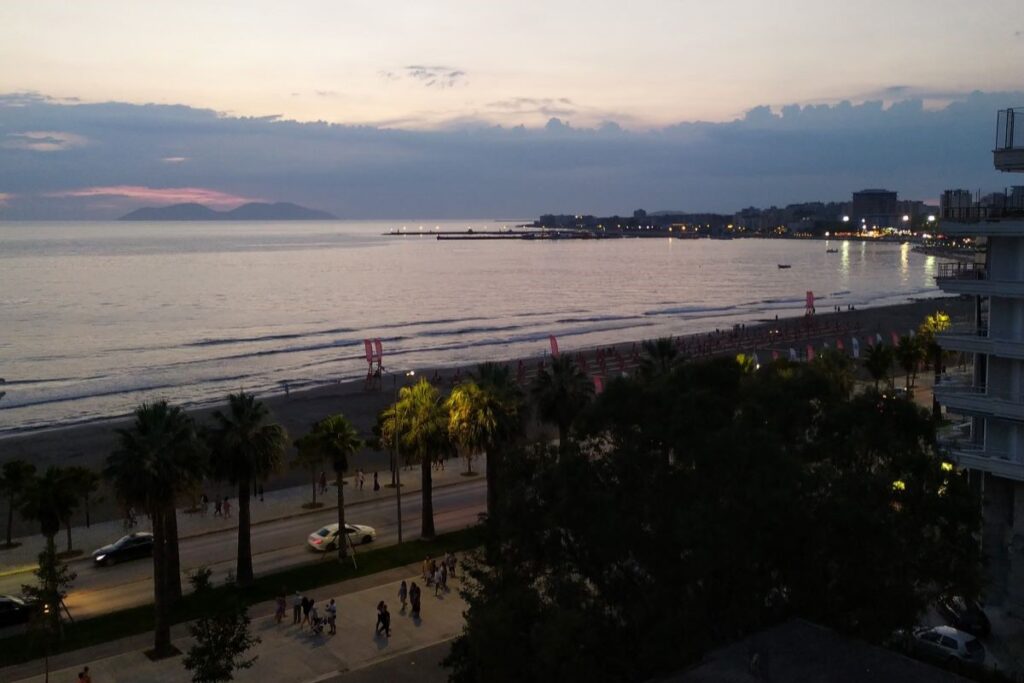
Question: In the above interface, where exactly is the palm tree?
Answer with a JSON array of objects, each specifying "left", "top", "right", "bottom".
[
  {"left": 472, "top": 363, "right": 526, "bottom": 521},
  {"left": 310, "top": 415, "right": 363, "bottom": 561},
  {"left": 813, "top": 349, "right": 856, "bottom": 399},
  {"left": 105, "top": 401, "right": 205, "bottom": 655},
  {"left": 389, "top": 378, "right": 449, "bottom": 540},
  {"left": 2, "top": 459, "right": 36, "bottom": 547},
  {"left": 446, "top": 381, "right": 492, "bottom": 475},
  {"left": 531, "top": 355, "right": 595, "bottom": 449},
  {"left": 895, "top": 336, "right": 922, "bottom": 391},
  {"left": 864, "top": 343, "right": 894, "bottom": 391},
  {"left": 639, "top": 337, "right": 683, "bottom": 378},
  {"left": 19, "top": 467, "right": 77, "bottom": 553},
  {"left": 207, "top": 392, "right": 287, "bottom": 585},
  {"left": 292, "top": 432, "right": 324, "bottom": 508}
]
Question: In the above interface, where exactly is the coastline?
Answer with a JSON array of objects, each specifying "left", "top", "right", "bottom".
[{"left": 0, "top": 296, "right": 971, "bottom": 534}]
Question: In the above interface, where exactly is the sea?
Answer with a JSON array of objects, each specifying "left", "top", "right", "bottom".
[{"left": 0, "top": 220, "right": 945, "bottom": 434}]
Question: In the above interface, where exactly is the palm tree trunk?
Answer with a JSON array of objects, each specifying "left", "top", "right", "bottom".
[
  {"left": 311, "top": 470, "right": 317, "bottom": 506},
  {"left": 236, "top": 475, "right": 253, "bottom": 585},
  {"left": 421, "top": 455, "right": 435, "bottom": 539},
  {"left": 486, "top": 447, "right": 500, "bottom": 521},
  {"left": 164, "top": 502, "right": 182, "bottom": 602},
  {"left": 6, "top": 497, "right": 15, "bottom": 547},
  {"left": 151, "top": 506, "right": 172, "bottom": 654},
  {"left": 64, "top": 517, "right": 72, "bottom": 553},
  {"left": 336, "top": 471, "right": 347, "bottom": 561}
]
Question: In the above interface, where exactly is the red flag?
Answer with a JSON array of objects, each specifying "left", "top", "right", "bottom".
[
  {"left": 836, "top": 338, "right": 844, "bottom": 351},
  {"left": 374, "top": 338, "right": 383, "bottom": 361},
  {"left": 593, "top": 376, "right": 604, "bottom": 395},
  {"left": 549, "top": 335, "right": 560, "bottom": 357},
  {"left": 363, "top": 339, "right": 373, "bottom": 364}
]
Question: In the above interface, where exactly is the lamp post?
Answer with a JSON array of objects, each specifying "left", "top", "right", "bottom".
[{"left": 393, "top": 370, "right": 415, "bottom": 544}]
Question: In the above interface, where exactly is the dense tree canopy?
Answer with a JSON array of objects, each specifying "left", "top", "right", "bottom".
[{"left": 447, "top": 357, "right": 982, "bottom": 682}]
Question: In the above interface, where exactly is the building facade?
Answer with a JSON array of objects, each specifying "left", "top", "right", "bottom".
[
  {"left": 852, "top": 188, "right": 898, "bottom": 229},
  {"left": 934, "top": 107, "right": 1024, "bottom": 607}
]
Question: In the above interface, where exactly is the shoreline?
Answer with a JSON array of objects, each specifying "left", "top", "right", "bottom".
[{"left": 0, "top": 296, "right": 972, "bottom": 534}]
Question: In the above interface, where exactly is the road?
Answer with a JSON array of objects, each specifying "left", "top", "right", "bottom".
[{"left": 0, "top": 479, "right": 485, "bottom": 623}]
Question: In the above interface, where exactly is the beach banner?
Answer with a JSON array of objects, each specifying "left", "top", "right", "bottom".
[
  {"left": 806, "top": 291, "right": 815, "bottom": 312},
  {"left": 876, "top": 332, "right": 883, "bottom": 345},
  {"left": 909, "top": 328, "right": 915, "bottom": 338},
  {"left": 772, "top": 350, "right": 779, "bottom": 361},
  {"left": 851, "top": 337, "right": 860, "bottom": 358},
  {"left": 752, "top": 352, "right": 760, "bottom": 367},
  {"left": 593, "top": 376, "right": 604, "bottom": 395},
  {"left": 836, "top": 338, "right": 844, "bottom": 351},
  {"left": 363, "top": 339, "right": 373, "bottom": 364},
  {"left": 789, "top": 348, "right": 797, "bottom": 361},
  {"left": 823, "top": 342, "right": 829, "bottom": 350},
  {"left": 806, "top": 344, "right": 815, "bottom": 361},
  {"left": 549, "top": 335, "right": 560, "bottom": 357},
  {"left": 891, "top": 331, "right": 900, "bottom": 345},
  {"left": 373, "top": 338, "right": 383, "bottom": 361}
]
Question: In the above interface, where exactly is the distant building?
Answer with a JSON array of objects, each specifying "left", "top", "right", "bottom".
[{"left": 852, "top": 189, "right": 898, "bottom": 229}]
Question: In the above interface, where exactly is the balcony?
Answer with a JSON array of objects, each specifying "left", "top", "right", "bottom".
[
  {"left": 994, "top": 108, "right": 1024, "bottom": 172},
  {"left": 942, "top": 441, "right": 1024, "bottom": 481},
  {"left": 940, "top": 185, "right": 1024, "bottom": 235},
  {"left": 935, "top": 262, "right": 1024, "bottom": 298},
  {"left": 935, "top": 379, "right": 1024, "bottom": 421}
]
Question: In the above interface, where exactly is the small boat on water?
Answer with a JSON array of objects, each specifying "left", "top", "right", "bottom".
[
  {"left": 826, "top": 248, "right": 838, "bottom": 253},
  {"left": 777, "top": 264, "right": 792, "bottom": 269}
]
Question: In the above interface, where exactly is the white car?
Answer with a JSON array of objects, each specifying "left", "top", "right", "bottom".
[
  {"left": 911, "top": 625, "right": 986, "bottom": 669},
  {"left": 307, "top": 523, "right": 376, "bottom": 551}
]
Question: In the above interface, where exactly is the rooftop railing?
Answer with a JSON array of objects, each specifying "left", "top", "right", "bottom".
[{"left": 941, "top": 187, "right": 1024, "bottom": 222}]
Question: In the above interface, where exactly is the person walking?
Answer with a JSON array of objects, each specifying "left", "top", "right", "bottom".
[
  {"left": 292, "top": 591, "right": 303, "bottom": 624},
  {"left": 275, "top": 590, "right": 287, "bottom": 624},
  {"left": 200, "top": 493, "right": 209, "bottom": 517},
  {"left": 319, "top": 471, "right": 328, "bottom": 495},
  {"left": 214, "top": 497, "right": 222, "bottom": 517},
  {"left": 410, "top": 582, "right": 421, "bottom": 619},
  {"left": 433, "top": 568, "right": 443, "bottom": 597},
  {"left": 398, "top": 580, "right": 408, "bottom": 610},
  {"left": 382, "top": 602, "right": 391, "bottom": 637},
  {"left": 440, "top": 562, "right": 448, "bottom": 592},
  {"left": 422, "top": 556, "right": 432, "bottom": 584},
  {"left": 223, "top": 496, "right": 231, "bottom": 518},
  {"left": 302, "top": 597, "right": 313, "bottom": 629},
  {"left": 446, "top": 552, "right": 457, "bottom": 579},
  {"left": 375, "top": 600, "right": 387, "bottom": 636},
  {"left": 326, "top": 598, "right": 337, "bottom": 635},
  {"left": 372, "top": 471, "right": 380, "bottom": 491}
]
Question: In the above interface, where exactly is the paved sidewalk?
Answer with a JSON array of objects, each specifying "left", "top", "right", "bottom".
[
  {"left": 7, "top": 560, "right": 471, "bottom": 683},
  {"left": 0, "top": 457, "right": 484, "bottom": 576}
]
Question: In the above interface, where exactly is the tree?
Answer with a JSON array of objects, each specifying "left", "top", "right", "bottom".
[
  {"left": 310, "top": 414, "right": 363, "bottom": 561},
  {"left": 207, "top": 392, "right": 287, "bottom": 585},
  {"left": 65, "top": 466, "right": 101, "bottom": 529},
  {"left": 639, "top": 337, "right": 683, "bottom": 378},
  {"left": 291, "top": 433, "right": 324, "bottom": 508},
  {"left": 19, "top": 467, "right": 79, "bottom": 554},
  {"left": 447, "top": 381, "right": 495, "bottom": 475},
  {"left": 183, "top": 603, "right": 260, "bottom": 683},
  {"left": 1, "top": 459, "right": 36, "bottom": 548},
  {"left": 920, "top": 310, "right": 952, "bottom": 418},
  {"left": 21, "top": 543, "right": 76, "bottom": 639},
  {"left": 105, "top": 401, "right": 206, "bottom": 655},
  {"left": 531, "top": 355, "right": 594, "bottom": 449},
  {"left": 812, "top": 348, "right": 856, "bottom": 399},
  {"left": 895, "top": 335, "right": 922, "bottom": 390},
  {"left": 471, "top": 362, "right": 526, "bottom": 525},
  {"left": 863, "top": 343, "right": 894, "bottom": 391},
  {"left": 386, "top": 378, "right": 449, "bottom": 540}
]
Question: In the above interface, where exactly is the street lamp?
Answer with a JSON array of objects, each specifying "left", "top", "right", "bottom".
[{"left": 393, "top": 370, "right": 415, "bottom": 544}]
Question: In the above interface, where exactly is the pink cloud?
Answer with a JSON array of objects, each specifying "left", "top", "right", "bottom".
[
  {"left": 3, "top": 130, "right": 88, "bottom": 152},
  {"left": 0, "top": 192, "right": 14, "bottom": 206},
  {"left": 45, "top": 185, "right": 259, "bottom": 207}
]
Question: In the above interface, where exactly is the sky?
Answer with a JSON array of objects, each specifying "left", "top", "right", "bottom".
[{"left": 1, "top": 0, "right": 1023, "bottom": 219}]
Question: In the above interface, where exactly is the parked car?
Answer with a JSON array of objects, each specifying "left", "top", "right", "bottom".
[
  {"left": 937, "top": 596, "right": 991, "bottom": 636},
  {"left": 0, "top": 595, "right": 32, "bottom": 628},
  {"left": 307, "top": 523, "right": 376, "bottom": 551},
  {"left": 912, "top": 625, "right": 985, "bottom": 669},
  {"left": 92, "top": 531, "right": 154, "bottom": 566}
]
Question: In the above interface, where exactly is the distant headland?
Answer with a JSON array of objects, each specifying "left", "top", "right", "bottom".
[{"left": 118, "top": 202, "right": 336, "bottom": 221}]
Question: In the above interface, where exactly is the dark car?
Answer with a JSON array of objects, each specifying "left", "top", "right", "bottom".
[
  {"left": 0, "top": 595, "right": 32, "bottom": 628},
  {"left": 92, "top": 532, "right": 154, "bottom": 566},
  {"left": 938, "top": 596, "right": 991, "bottom": 636}
]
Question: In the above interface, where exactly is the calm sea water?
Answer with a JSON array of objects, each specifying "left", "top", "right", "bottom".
[{"left": 0, "top": 220, "right": 943, "bottom": 433}]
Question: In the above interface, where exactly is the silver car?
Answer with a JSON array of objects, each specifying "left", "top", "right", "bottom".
[
  {"left": 912, "top": 625, "right": 985, "bottom": 669},
  {"left": 307, "top": 523, "right": 376, "bottom": 551}
]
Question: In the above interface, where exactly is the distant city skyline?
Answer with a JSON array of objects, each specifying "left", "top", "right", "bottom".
[{"left": 1, "top": 1, "right": 1023, "bottom": 219}]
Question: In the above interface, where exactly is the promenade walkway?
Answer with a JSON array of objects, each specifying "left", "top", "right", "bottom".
[{"left": 4, "top": 559, "right": 469, "bottom": 683}]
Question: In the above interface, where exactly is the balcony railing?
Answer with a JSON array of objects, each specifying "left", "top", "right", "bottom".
[
  {"left": 943, "top": 322, "right": 989, "bottom": 337},
  {"left": 936, "top": 378, "right": 1024, "bottom": 404},
  {"left": 941, "top": 187, "right": 1024, "bottom": 222},
  {"left": 996, "top": 108, "right": 1024, "bottom": 151},
  {"left": 937, "top": 262, "right": 987, "bottom": 280}
]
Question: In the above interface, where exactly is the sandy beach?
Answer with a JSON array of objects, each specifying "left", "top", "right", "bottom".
[{"left": 0, "top": 296, "right": 972, "bottom": 536}]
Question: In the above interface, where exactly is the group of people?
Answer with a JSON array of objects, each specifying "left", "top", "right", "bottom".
[
  {"left": 422, "top": 552, "right": 457, "bottom": 596},
  {"left": 397, "top": 579, "right": 423, "bottom": 619},
  {"left": 279, "top": 590, "right": 338, "bottom": 636},
  {"left": 198, "top": 493, "right": 233, "bottom": 518},
  {"left": 318, "top": 469, "right": 380, "bottom": 493}
]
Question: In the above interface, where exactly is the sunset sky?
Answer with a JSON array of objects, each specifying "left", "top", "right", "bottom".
[{"left": 1, "top": 0, "right": 1022, "bottom": 218}]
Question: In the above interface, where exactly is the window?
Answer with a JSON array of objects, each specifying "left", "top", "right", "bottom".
[
  {"left": 940, "top": 636, "right": 958, "bottom": 650},
  {"left": 920, "top": 632, "right": 940, "bottom": 644}
]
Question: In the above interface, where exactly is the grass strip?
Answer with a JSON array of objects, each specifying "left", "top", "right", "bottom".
[{"left": 0, "top": 525, "right": 483, "bottom": 667}]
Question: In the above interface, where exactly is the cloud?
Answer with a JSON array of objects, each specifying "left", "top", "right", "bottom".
[
  {"left": 382, "top": 65, "right": 467, "bottom": 89},
  {"left": 487, "top": 97, "right": 577, "bottom": 117},
  {"left": 160, "top": 156, "right": 188, "bottom": 163},
  {"left": 1, "top": 90, "right": 1020, "bottom": 219},
  {"left": 3, "top": 130, "right": 88, "bottom": 152},
  {"left": 44, "top": 186, "right": 258, "bottom": 207},
  {"left": 0, "top": 192, "right": 13, "bottom": 206}
]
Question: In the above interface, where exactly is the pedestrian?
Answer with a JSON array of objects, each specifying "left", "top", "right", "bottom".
[
  {"left": 78, "top": 666, "right": 92, "bottom": 682},
  {"left": 326, "top": 598, "right": 337, "bottom": 635},
  {"left": 319, "top": 471, "right": 327, "bottom": 494},
  {"left": 440, "top": 563, "right": 448, "bottom": 591},
  {"left": 382, "top": 602, "right": 391, "bottom": 637},
  {"left": 359, "top": 468, "right": 365, "bottom": 490},
  {"left": 275, "top": 589, "right": 287, "bottom": 624},
  {"left": 223, "top": 496, "right": 231, "bottom": 518},
  {"left": 258, "top": 484, "right": 264, "bottom": 502},
  {"left": 398, "top": 580, "right": 408, "bottom": 610},
  {"left": 292, "top": 591, "right": 303, "bottom": 624},
  {"left": 410, "top": 582, "right": 421, "bottom": 619},
  {"left": 302, "top": 597, "right": 313, "bottom": 629},
  {"left": 373, "top": 471, "right": 380, "bottom": 491},
  {"left": 200, "top": 493, "right": 209, "bottom": 517},
  {"left": 214, "top": 497, "right": 222, "bottom": 517},
  {"left": 446, "top": 551, "right": 456, "bottom": 578},
  {"left": 422, "top": 556, "right": 431, "bottom": 584},
  {"left": 433, "top": 568, "right": 442, "bottom": 596},
  {"left": 375, "top": 600, "right": 387, "bottom": 635}
]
